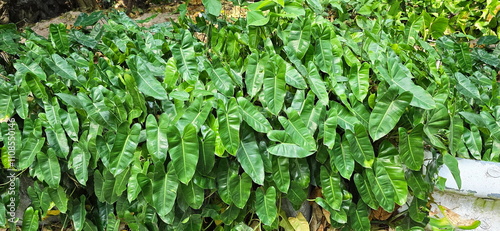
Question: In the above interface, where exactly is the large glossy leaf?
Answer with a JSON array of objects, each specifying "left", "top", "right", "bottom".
[
  {"left": 152, "top": 164, "right": 179, "bottom": 215},
  {"left": 399, "top": 124, "right": 425, "bottom": 171},
  {"left": 38, "top": 148, "right": 61, "bottom": 188},
  {"left": 264, "top": 55, "right": 286, "bottom": 115},
  {"left": 229, "top": 172, "right": 253, "bottom": 209},
  {"left": 171, "top": 30, "right": 199, "bottom": 84},
  {"left": 348, "top": 202, "right": 370, "bottom": 231},
  {"left": 366, "top": 167, "right": 395, "bottom": 212},
  {"left": 198, "top": 129, "right": 216, "bottom": 174},
  {"left": 146, "top": 114, "right": 169, "bottom": 164},
  {"left": 346, "top": 124, "right": 375, "bottom": 168},
  {"left": 179, "top": 179, "right": 204, "bottom": 209},
  {"left": 255, "top": 186, "right": 278, "bottom": 226},
  {"left": 49, "top": 186, "right": 68, "bottom": 213},
  {"left": 369, "top": 87, "right": 412, "bottom": 141},
  {"left": 202, "top": 0, "right": 222, "bottom": 16},
  {"left": 71, "top": 195, "right": 86, "bottom": 231},
  {"left": 126, "top": 55, "right": 168, "bottom": 100},
  {"left": 47, "top": 54, "right": 79, "bottom": 82},
  {"left": 22, "top": 207, "right": 39, "bottom": 231},
  {"left": 70, "top": 144, "right": 90, "bottom": 186},
  {"left": 455, "top": 72, "right": 480, "bottom": 100},
  {"left": 306, "top": 62, "right": 329, "bottom": 106},
  {"left": 19, "top": 134, "right": 44, "bottom": 169},
  {"left": 45, "top": 124, "right": 70, "bottom": 158},
  {"left": 463, "top": 125, "right": 482, "bottom": 159},
  {"left": 49, "top": 23, "right": 69, "bottom": 54},
  {"left": 237, "top": 97, "right": 272, "bottom": 133},
  {"left": 94, "top": 169, "right": 119, "bottom": 203},
  {"left": 454, "top": 42, "right": 472, "bottom": 72},
  {"left": 314, "top": 31, "right": 333, "bottom": 74},
  {"left": 217, "top": 98, "right": 240, "bottom": 155},
  {"left": 279, "top": 109, "right": 316, "bottom": 151},
  {"left": 237, "top": 127, "right": 265, "bottom": 185},
  {"left": 59, "top": 107, "right": 79, "bottom": 141},
  {"left": 348, "top": 62, "right": 370, "bottom": 102},
  {"left": 108, "top": 123, "right": 141, "bottom": 176},
  {"left": 377, "top": 159, "right": 408, "bottom": 206},
  {"left": 267, "top": 143, "right": 314, "bottom": 158},
  {"left": 320, "top": 166, "right": 342, "bottom": 210},
  {"left": 332, "top": 135, "right": 355, "bottom": 179},
  {"left": 323, "top": 107, "right": 338, "bottom": 149},
  {"left": 376, "top": 54, "right": 435, "bottom": 109},
  {"left": 272, "top": 156, "right": 290, "bottom": 193},
  {"left": 287, "top": 18, "right": 311, "bottom": 60},
  {"left": 178, "top": 97, "right": 213, "bottom": 131},
  {"left": 443, "top": 153, "right": 461, "bottom": 189},
  {"left": 245, "top": 52, "right": 267, "bottom": 98},
  {"left": 14, "top": 59, "right": 46, "bottom": 81},
  {"left": 285, "top": 62, "right": 307, "bottom": 89},
  {"left": 449, "top": 114, "right": 464, "bottom": 156},
  {"left": 353, "top": 173, "right": 379, "bottom": 209},
  {"left": 168, "top": 123, "right": 199, "bottom": 184}
]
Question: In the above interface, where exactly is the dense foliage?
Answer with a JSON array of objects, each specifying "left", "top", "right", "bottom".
[{"left": 0, "top": 0, "right": 499, "bottom": 230}]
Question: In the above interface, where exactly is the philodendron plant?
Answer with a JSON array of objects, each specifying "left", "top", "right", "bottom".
[{"left": 0, "top": 0, "right": 499, "bottom": 230}]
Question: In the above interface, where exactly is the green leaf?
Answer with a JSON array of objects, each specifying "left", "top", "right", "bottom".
[
  {"left": 377, "top": 159, "right": 408, "bottom": 206},
  {"left": 367, "top": 166, "right": 395, "bottom": 212},
  {"left": 208, "top": 65, "right": 235, "bottom": 97},
  {"left": 49, "top": 23, "right": 69, "bottom": 54},
  {"left": 287, "top": 18, "right": 311, "bottom": 59},
  {"left": 369, "top": 87, "right": 412, "bottom": 141},
  {"left": 127, "top": 55, "right": 168, "bottom": 100},
  {"left": 171, "top": 30, "right": 199, "bottom": 84},
  {"left": 332, "top": 135, "right": 355, "bottom": 179},
  {"left": 152, "top": 164, "right": 179, "bottom": 215},
  {"left": 218, "top": 98, "right": 240, "bottom": 155},
  {"left": 314, "top": 32, "right": 333, "bottom": 74},
  {"left": 178, "top": 97, "right": 213, "bottom": 131},
  {"left": 272, "top": 156, "right": 290, "bottom": 193},
  {"left": 247, "top": 10, "right": 270, "bottom": 26},
  {"left": 346, "top": 124, "right": 375, "bottom": 168},
  {"left": 94, "top": 169, "right": 118, "bottom": 203},
  {"left": 59, "top": 107, "right": 79, "bottom": 141},
  {"left": 230, "top": 172, "right": 253, "bottom": 209},
  {"left": 198, "top": 129, "right": 216, "bottom": 174},
  {"left": 255, "top": 186, "right": 278, "bottom": 225},
  {"left": 430, "top": 17, "right": 448, "bottom": 39},
  {"left": 237, "top": 97, "right": 272, "bottom": 133},
  {"left": 49, "top": 186, "right": 68, "bottom": 213},
  {"left": 38, "top": 149, "right": 61, "bottom": 188},
  {"left": 279, "top": 109, "right": 317, "bottom": 151},
  {"left": 354, "top": 173, "right": 379, "bottom": 209},
  {"left": 48, "top": 54, "right": 79, "bottom": 82},
  {"left": 455, "top": 72, "right": 481, "bottom": 100},
  {"left": 109, "top": 123, "right": 141, "bottom": 176},
  {"left": 14, "top": 60, "right": 46, "bottom": 81},
  {"left": 285, "top": 62, "right": 307, "bottom": 89},
  {"left": 26, "top": 73, "right": 48, "bottom": 100},
  {"left": 71, "top": 195, "right": 86, "bottom": 231},
  {"left": 202, "top": 0, "right": 222, "bottom": 16},
  {"left": 22, "top": 207, "right": 39, "bottom": 231},
  {"left": 267, "top": 143, "right": 314, "bottom": 158},
  {"left": 306, "top": 62, "right": 329, "bottom": 106},
  {"left": 70, "top": 144, "right": 90, "bottom": 186},
  {"left": 245, "top": 52, "right": 266, "bottom": 98},
  {"left": 19, "top": 134, "right": 44, "bottom": 169},
  {"left": 323, "top": 107, "right": 338, "bottom": 149},
  {"left": 74, "top": 11, "right": 104, "bottom": 27},
  {"left": 237, "top": 127, "right": 265, "bottom": 185},
  {"left": 376, "top": 54, "right": 435, "bottom": 109},
  {"left": 168, "top": 123, "right": 199, "bottom": 184},
  {"left": 443, "top": 153, "right": 461, "bottom": 189},
  {"left": 463, "top": 126, "right": 482, "bottom": 159},
  {"left": 180, "top": 179, "right": 204, "bottom": 209},
  {"left": 348, "top": 63, "right": 371, "bottom": 102},
  {"left": 449, "top": 114, "right": 464, "bottom": 156},
  {"left": 399, "top": 124, "right": 425, "bottom": 171},
  {"left": 320, "top": 166, "right": 342, "bottom": 210},
  {"left": 454, "top": 42, "right": 472, "bottom": 72},
  {"left": 146, "top": 114, "right": 169, "bottom": 164},
  {"left": 348, "top": 202, "right": 370, "bottom": 231},
  {"left": 264, "top": 55, "right": 286, "bottom": 115}
]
